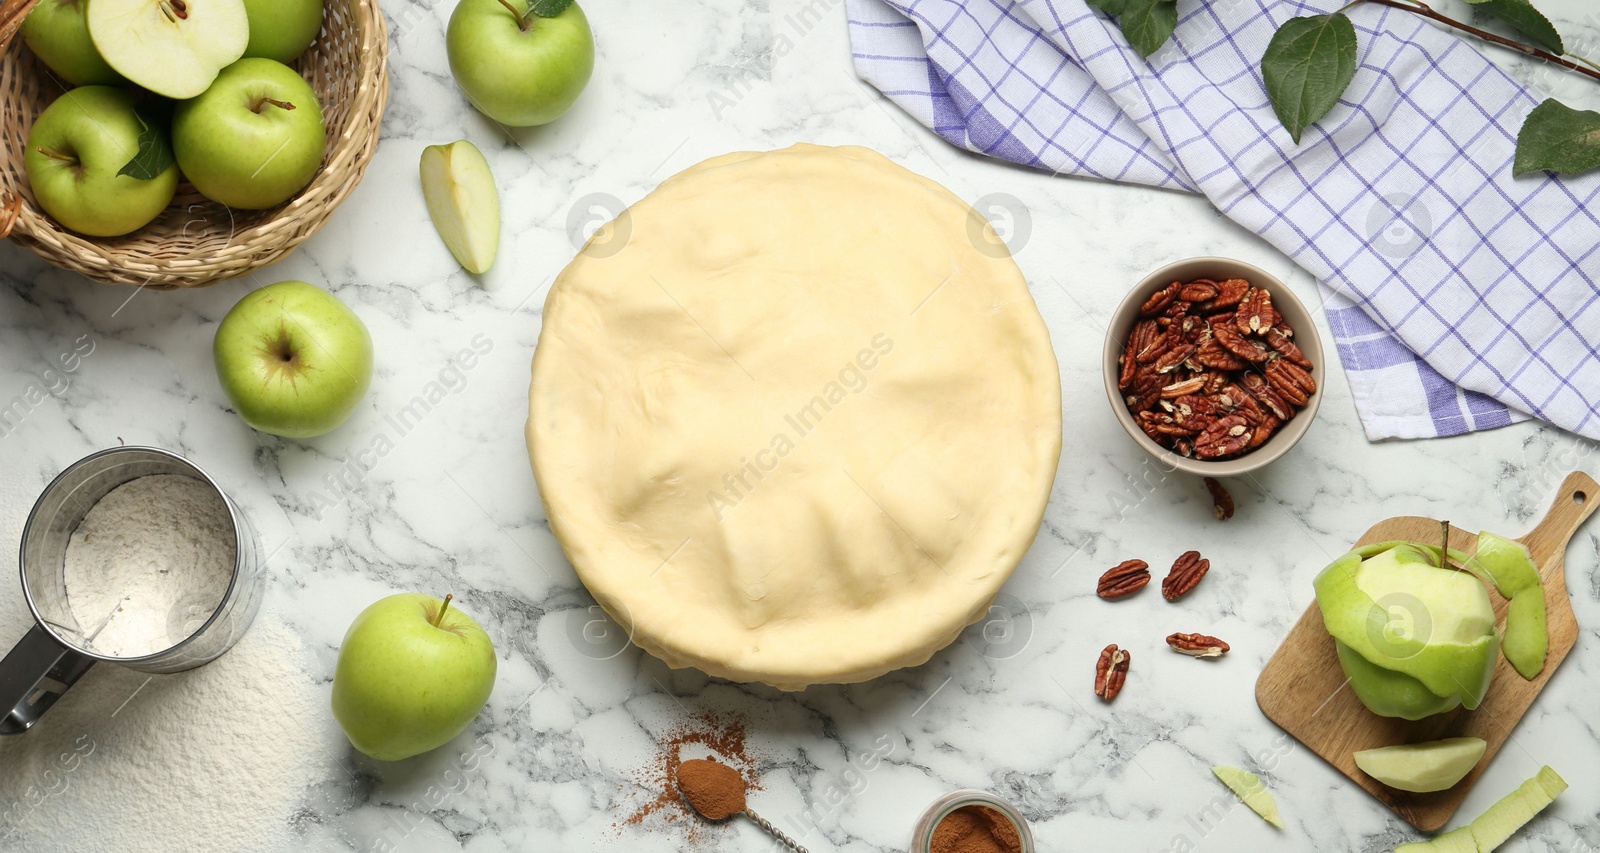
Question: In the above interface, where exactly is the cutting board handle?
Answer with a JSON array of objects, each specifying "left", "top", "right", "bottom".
[{"left": 1520, "top": 471, "right": 1600, "bottom": 556}]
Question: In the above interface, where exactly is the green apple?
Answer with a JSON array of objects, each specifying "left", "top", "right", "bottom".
[
  {"left": 24, "top": 86, "right": 178, "bottom": 237},
  {"left": 1314, "top": 542, "right": 1499, "bottom": 719},
  {"left": 446, "top": 0, "right": 594, "bottom": 127},
  {"left": 1353, "top": 737, "right": 1486, "bottom": 793},
  {"left": 20, "top": 0, "right": 124, "bottom": 85},
  {"left": 87, "top": 0, "right": 248, "bottom": 99},
  {"left": 420, "top": 140, "right": 500, "bottom": 273},
  {"left": 242, "top": 0, "right": 323, "bottom": 63},
  {"left": 173, "top": 58, "right": 326, "bottom": 210},
  {"left": 331, "top": 594, "right": 497, "bottom": 761},
  {"left": 213, "top": 280, "right": 372, "bottom": 438}
]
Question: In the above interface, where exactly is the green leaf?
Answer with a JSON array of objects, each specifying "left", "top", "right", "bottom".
[
  {"left": 1120, "top": 0, "right": 1177, "bottom": 58},
  {"left": 1476, "top": 0, "right": 1563, "bottom": 54},
  {"left": 529, "top": 0, "right": 572, "bottom": 17},
  {"left": 1262, "top": 13, "right": 1358, "bottom": 144},
  {"left": 1514, "top": 98, "right": 1600, "bottom": 176},
  {"left": 1087, "top": 0, "right": 1130, "bottom": 16},
  {"left": 117, "top": 100, "right": 175, "bottom": 182}
]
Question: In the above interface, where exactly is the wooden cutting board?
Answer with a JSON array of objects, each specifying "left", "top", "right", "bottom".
[{"left": 1256, "top": 471, "right": 1597, "bottom": 832}]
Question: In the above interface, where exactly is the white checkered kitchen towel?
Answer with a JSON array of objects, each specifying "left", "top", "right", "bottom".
[{"left": 847, "top": 0, "right": 1600, "bottom": 441}]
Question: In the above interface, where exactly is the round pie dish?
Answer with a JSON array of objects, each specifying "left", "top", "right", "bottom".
[
  {"left": 1102, "top": 256, "right": 1325, "bottom": 477},
  {"left": 527, "top": 144, "right": 1062, "bottom": 690}
]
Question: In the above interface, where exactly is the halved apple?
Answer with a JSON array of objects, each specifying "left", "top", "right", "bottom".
[
  {"left": 1353, "top": 737, "right": 1486, "bottom": 793},
  {"left": 87, "top": 0, "right": 248, "bottom": 99},
  {"left": 419, "top": 140, "right": 500, "bottom": 274}
]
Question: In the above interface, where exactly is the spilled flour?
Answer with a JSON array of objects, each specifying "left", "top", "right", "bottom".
[
  {"left": 0, "top": 611, "right": 320, "bottom": 852},
  {"left": 62, "top": 474, "right": 236, "bottom": 657}
]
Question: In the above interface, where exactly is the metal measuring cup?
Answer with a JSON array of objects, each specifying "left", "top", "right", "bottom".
[{"left": 0, "top": 447, "right": 263, "bottom": 734}]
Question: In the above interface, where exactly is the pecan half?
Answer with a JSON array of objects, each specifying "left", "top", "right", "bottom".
[
  {"left": 1152, "top": 339, "right": 1199, "bottom": 374},
  {"left": 1207, "top": 278, "right": 1251, "bottom": 311},
  {"left": 1167, "top": 632, "right": 1230, "bottom": 658},
  {"left": 1240, "top": 372, "right": 1295, "bottom": 421},
  {"left": 1264, "top": 328, "right": 1312, "bottom": 369},
  {"left": 1097, "top": 560, "right": 1151, "bottom": 599},
  {"left": 1139, "top": 282, "right": 1181, "bottom": 317},
  {"left": 1195, "top": 338, "right": 1248, "bottom": 371},
  {"left": 1265, "top": 359, "right": 1317, "bottom": 404},
  {"left": 1094, "top": 644, "right": 1131, "bottom": 701},
  {"left": 1163, "top": 551, "right": 1210, "bottom": 601},
  {"left": 1213, "top": 322, "right": 1271, "bottom": 363},
  {"left": 1194, "top": 414, "right": 1251, "bottom": 459},
  {"left": 1161, "top": 377, "right": 1207, "bottom": 399},
  {"left": 1123, "top": 372, "right": 1163, "bottom": 412},
  {"left": 1236, "top": 288, "right": 1280, "bottom": 335},
  {"left": 1179, "top": 281, "right": 1219, "bottom": 303},
  {"left": 1203, "top": 476, "right": 1234, "bottom": 520},
  {"left": 1247, "top": 414, "right": 1280, "bottom": 448}
]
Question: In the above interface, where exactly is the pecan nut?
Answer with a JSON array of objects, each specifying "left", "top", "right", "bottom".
[
  {"left": 1167, "top": 632, "right": 1230, "bottom": 658},
  {"left": 1236, "top": 288, "right": 1280, "bottom": 335},
  {"left": 1162, "top": 550, "right": 1210, "bottom": 601},
  {"left": 1194, "top": 414, "right": 1251, "bottom": 459},
  {"left": 1179, "top": 281, "right": 1219, "bottom": 303},
  {"left": 1213, "top": 322, "right": 1271, "bottom": 363},
  {"left": 1097, "top": 560, "right": 1151, "bottom": 599},
  {"left": 1264, "top": 328, "right": 1312, "bottom": 369},
  {"left": 1139, "top": 282, "right": 1181, "bottom": 317},
  {"left": 1094, "top": 644, "right": 1131, "bottom": 701},
  {"left": 1203, "top": 476, "right": 1234, "bottom": 520},
  {"left": 1265, "top": 358, "right": 1317, "bottom": 404}
]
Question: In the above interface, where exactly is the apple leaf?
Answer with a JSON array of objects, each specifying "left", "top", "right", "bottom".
[
  {"left": 1262, "top": 13, "right": 1358, "bottom": 144},
  {"left": 1120, "top": 0, "right": 1178, "bottom": 58},
  {"left": 1514, "top": 98, "right": 1600, "bottom": 176},
  {"left": 118, "top": 101, "right": 175, "bottom": 182},
  {"left": 1474, "top": 0, "right": 1564, "bottom": 54},
  {"left": 529, "top": 0, "right": 572, "bottom": 17},
  {"left": 1087, "top": 0, "right": 1130, "bottom": 16}
]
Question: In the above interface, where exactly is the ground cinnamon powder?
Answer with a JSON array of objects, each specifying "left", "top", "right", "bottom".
[
  {"left": 618, "top": 713, "right": 762, "bottom": 839},
  {"left": 677, "top": 758, "right": 747, "bottom": 820},
  {"left": 931, "top": 804, "right": 1023, "bottom": 853}
]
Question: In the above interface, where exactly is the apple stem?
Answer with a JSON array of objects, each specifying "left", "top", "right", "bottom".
[
  {"left": 256, "top": 98, "right": 297, "bottom": 113},
  {"left": 494, "top": 0, "right": 531, "bottom": 31},
  {"left": 1440, "top": 519, "right": 1454, "bottom": 570},
  {"left": 35, "top": 148, "right": 77, "bottom": 164},
  {"left": 434, "top": 594, "right": 454, "bottom": 627}
]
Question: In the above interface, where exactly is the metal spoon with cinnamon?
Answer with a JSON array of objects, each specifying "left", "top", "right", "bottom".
[{"left": 677, "top": 758, "right": 810, "bottom": 852}]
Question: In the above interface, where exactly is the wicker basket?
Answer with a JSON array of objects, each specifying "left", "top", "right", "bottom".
[{"left": 0, "top": 0, "right": 388, "bottom": 288}]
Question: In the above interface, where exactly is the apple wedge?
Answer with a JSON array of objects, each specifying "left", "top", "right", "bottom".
[
  {"left": 88, "top": 0, "right": 248, "bottom": 99},
  {"left": 420, "top": 140, "right": 500, "bottom": 274},
  {"left": 1211, "top": 766, "right": 1284, "bottom": 829},
  {"left": 1353, "top": 737, "right": 1486, "bottom": 793}
]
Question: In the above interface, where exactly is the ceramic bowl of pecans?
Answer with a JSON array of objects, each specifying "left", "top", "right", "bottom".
[{"left": 1102, "top": 257, "right": 1325, "bottom": 476}]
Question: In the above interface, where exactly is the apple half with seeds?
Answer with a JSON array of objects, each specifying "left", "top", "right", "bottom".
[{"left": 88, "top": 0, "right": 248, "bottom": 99}]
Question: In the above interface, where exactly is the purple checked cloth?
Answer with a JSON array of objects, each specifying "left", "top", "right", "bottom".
[{"left": 847, "top": 0, "right": 1600, "bottom": 441}]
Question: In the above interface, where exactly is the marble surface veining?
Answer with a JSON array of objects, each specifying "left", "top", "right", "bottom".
[{"left": 2, "top": 1, "right": 1599, "bottom": 850}]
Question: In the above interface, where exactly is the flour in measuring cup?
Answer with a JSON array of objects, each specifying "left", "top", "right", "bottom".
[{"left": 63, "top": 475, "right": 236, "bottom": 657}]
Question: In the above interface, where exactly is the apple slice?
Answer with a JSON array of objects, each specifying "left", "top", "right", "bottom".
[
  {"left": 420, "top": 140, "right": 500, "bottom": 274},
  {"left": 1353, "top": 737, "right": 1486, "bottom": 793},
  {"left": 88, "top": 0, "right": 248, "bottom": 99},
  {"left": 1211, "top": 766, "right": 1284, "bottom": 829}
]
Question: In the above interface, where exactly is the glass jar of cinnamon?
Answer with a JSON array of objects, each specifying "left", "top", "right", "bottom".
[{"left": 911, "top": 789, "right": 1034, "bottom": 853}]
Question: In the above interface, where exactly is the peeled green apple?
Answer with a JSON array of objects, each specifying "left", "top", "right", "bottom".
[
  {"left": 242, "top": 0, "right": 323, "bottom": 63},
  {"left": 1315, "top": 542, "right": 1499, "bottom": 720},
  {"left": 24, "top": 86, "right": 178, "bottom": 237},
  {"left": 420, "top": 140, "right": 500, "bottom": 273},
  {"left": 20, "top": 0, "right": 123, "bottom": 85},
  {"left": 87, "top": 0, "right": 248, "bottom": 99},
  {"left": 173, "top": 58, "right": 327, "bottom": 210},
  {"left": 1353, "top": 737, "right": 1486, "bottom": 793},
  {"left": 213, "top": 280, "right": 372, "bottom": 438},
  {"left": 331, "top": 594, "right": 497, "bottom": 761},
  {"left": 446, "top": 0, "right": 594, "bottom": 127}
]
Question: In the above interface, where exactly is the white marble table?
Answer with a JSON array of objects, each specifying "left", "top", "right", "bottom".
[{"left": 1, "top": 1, "right": 1598, "bottom": 850}]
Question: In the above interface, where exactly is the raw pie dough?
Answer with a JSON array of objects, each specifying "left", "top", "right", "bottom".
[{"left": 527, "top": 144, "right": 1061, "bottom": 689}]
